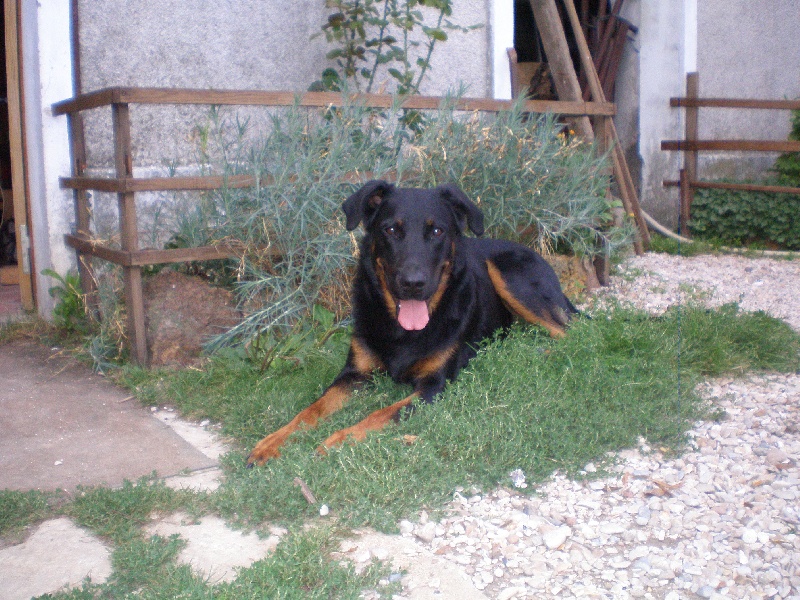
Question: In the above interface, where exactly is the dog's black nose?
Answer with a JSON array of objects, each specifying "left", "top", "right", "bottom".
[{"left": 398, "top": 272, "right": 426, "bottom": 296}]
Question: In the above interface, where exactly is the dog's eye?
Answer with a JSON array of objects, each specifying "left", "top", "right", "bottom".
[
  {"left": 431, "top": 227, "right": 444, "bottom": 237},
  {"left": 384, "top": 225, "right": 398, "bottom": 236}
]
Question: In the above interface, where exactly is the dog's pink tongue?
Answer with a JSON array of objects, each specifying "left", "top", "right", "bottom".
[{"left": 397, "top": 300, "right": 429, "bottom": 331}]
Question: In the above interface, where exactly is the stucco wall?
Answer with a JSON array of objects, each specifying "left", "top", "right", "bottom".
[
  {"left": 696, "top": 0, "right": 800, "bottom": 179},
  {"left": 74, "top": 0, "right": 490, "bottom": 244},
  {"left": 77, "top": 0, "right": 489, "bottom": 169},
  {"left": 615, "top": 0, "right": 800, "bottom": 228}
]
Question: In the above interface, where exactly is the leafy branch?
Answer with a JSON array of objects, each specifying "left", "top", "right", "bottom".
[{"left": 310, "top": 0, "right": 481, "bottom": 95}]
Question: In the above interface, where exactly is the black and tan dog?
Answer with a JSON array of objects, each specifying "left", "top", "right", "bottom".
[{"left": 247, "top": 180, "right": 578, "bottom": 465}]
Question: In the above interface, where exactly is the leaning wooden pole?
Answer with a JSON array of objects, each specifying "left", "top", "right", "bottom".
[
  {"left": 527, "top": 0, "right": 594, "bottom": 141},
  {"left": 561, "top": 0, "right": 650, "bottom": 251}
]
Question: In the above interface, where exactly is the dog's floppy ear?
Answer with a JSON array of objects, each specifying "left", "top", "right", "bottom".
[
  {"left": 437, "top": 184, "right": 484, "bottom": 236},
  {"left": 342, "top": 180, "right": 394, "bottom": 231}
]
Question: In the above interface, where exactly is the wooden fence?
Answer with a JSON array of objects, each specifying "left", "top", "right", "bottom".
[
  {"left": 52, "top": 87, "right": 615, "bottom": 366},
  {"left": 661, "top": 72, "right": 800, "bottom": 230}
]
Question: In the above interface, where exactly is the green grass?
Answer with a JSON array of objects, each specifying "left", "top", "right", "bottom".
[
  {"left": 3, "top": 304, "right": 799, "bottom": 598},
  {"left": 0, "top": 489, "right": 58, "bottom": 537},
  {"left": 648, "top": 232, "right": 800, "bottom": 258},
  {"left": 120, "top": 304, "right": 799, "bottom": 534}
]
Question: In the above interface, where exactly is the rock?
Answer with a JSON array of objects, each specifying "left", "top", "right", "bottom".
[
  {"left": 543, "top": 526, "right": 571, "bottom": 549},
  {"left": 143, "top": 270, "right": 239, "bottom": 367}
]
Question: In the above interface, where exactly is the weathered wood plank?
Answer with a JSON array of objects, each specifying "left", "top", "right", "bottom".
[
  {"left": 661, "top": 140, "right": 800, "bottom": 153},
  {"left": 670, "top": 97, "right": 800, "bottom": 110},
  {"left": 53, "top": 87, "right": 615, "bottom": 117}
]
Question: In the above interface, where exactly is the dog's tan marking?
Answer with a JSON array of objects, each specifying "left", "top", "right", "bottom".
[
  {"left": 351, "top": 337, "right": 384, "bottom": 374},
  {"left": 374, "top": 258, "right": 397, "bottom": 318},
  {"left": 485, "top": 260, "right": 566, "bottom": 338},
  {"left": 247, "top": 382, "right": 352, "bottom": 465},
  {"left": 318, "top": 393, "right": 418, "bottom": 453},
  {"left": 408, "top": 344, "right": 457, "bottom": 380},
  {"left": 426, "top": 260, "right": 452, "bottom": 315}
]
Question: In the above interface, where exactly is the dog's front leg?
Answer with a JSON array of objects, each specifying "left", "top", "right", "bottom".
[
  {"left": 248, "top": 339, "right": 380, "bottom": 466},
  {"left": 317, "top": 392, "right": 419, "bottom": 453},
  {"left": 317, "top": 372, "right": 446, "bottom": 453}
]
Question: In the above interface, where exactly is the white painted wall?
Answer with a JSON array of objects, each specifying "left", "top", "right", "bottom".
[
  {"left": 491, "top": 0, "right": 514, "bottom": 99},
  {"left": 21, "top": 0, "right": 75, "bottom": 316},
  {"left": 626, "top": 1, "right": 689, "bottom": 227}
]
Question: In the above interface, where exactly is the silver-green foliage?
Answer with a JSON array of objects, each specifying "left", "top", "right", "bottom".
[{"left": 194, "top": 95, "right": 631, "bottom": 349}]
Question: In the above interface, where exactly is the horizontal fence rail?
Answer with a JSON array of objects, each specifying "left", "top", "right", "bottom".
[
  {"left": 52, "top": 87, "right": 616, "bottom": 117},
  {"left": 661, "top": 72, "right": 800, "bottom": 230},
  {"left": 55, "top": 86, "right": 616, "bottom": 366}
]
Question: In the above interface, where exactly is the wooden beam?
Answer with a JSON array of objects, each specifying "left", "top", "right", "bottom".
[
  {"left": 65, "top": 234, "right": 131, "bottom": 265},
  {"left": 52, "top": 87, "right": 615, "bottom": 117},
  {"left": 112, "top": 102, "right": 148, "bottom": 366},
  {"left": 527, "top": 0, "right": 595, "bottom": 141},
  {"left": 679, "top": 168, "right": 691, "bottom": 235},
  {"left": 65, "top": 234, "right": 251, "bottom": 267},
  {"left": 561, "top": 0, "right": 649, "bottom": 251},
  {"left": 661, "top": 140, "right": 800, "bottom": 153},
  {"left": 60, "top": 174, "right": 258, "bottom": 193},
  {"left": 663, "top": 179, "right": 800, "bottom": 196},
  {"left": 670, "top": 97, "right": 800, "bottom": 111},
  {"left": 4, "top": 0, "right": 34, "bottom": 310}
]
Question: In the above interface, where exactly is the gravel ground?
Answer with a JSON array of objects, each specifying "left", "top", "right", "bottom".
[{"left": 355, "top": 252, "right": 800, "bottom": 600}]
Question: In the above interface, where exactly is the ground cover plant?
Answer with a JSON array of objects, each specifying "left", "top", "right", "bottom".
[
  {"left": 689, "top": 183, "right": 800, "bottom": 250},
  {"left": 687, "top": 107, "right": 800, "bottom": 251}
]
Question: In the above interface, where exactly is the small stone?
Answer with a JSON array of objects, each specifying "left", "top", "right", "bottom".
[
  {"left": 741, "top": 528, "right": 758, "bottom": 544},
  {"left": 415, "top": 522, "right": 437, "bottom": 544},
  {"left": 636, "top": 506, "right": 651, "bottom": 526},
  {"left": 543, "top": 526, "right": 571, "bottom": 549},
  {"left": 696, "top": 585, "right": 715, "bottom": 598},
  {"left": 371, "top": 547, "right": 389, "bottom": 561},
  {"left": 319, "top": 504, "right": 330, "bottom": 517},
  {"left": 497, "top": 587, "right": 526, "bottom": 600}
]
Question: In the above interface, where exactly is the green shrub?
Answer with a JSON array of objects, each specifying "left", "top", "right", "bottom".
[
  {"left": 196, "top": 95, "right": 629, "bottom": 350},
  {"left": 774, "top": 108, "right": 800, "bottom": 184},
  {"left": 688, "top": 182, "right": 800, "bottom": 249}
]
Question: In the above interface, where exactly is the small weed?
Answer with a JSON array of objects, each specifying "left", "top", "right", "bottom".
[
  {"left": 66, "top": 476, "right": 199, "bottom": 545},
  {"left": 216, "top": 525, "right": 396, "bottom": 599},
  {"left": 42, "top": 269, "right": 90, "bottom": 337}
]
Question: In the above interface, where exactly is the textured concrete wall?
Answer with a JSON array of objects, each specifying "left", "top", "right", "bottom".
[
  {"left": 622, "top": 0, "right": 687, "bottom": 228},
  {"left": 75, "top": 0, "right": 489, "bottom": 243},
  {"left": 696, "top": 0, "right": 800, "bottom": 179},
  {"left": 613, "top": 0, "right": 800, "bottom": 228},
  {"left": 77, "top": 0, "right": 489, "bottom": 169}
]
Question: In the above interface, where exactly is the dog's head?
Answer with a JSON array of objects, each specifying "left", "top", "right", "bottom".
[{"left": 343, "top": 180, "right": 483, "bottom": 330}]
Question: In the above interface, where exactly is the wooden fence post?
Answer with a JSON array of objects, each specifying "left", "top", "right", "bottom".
[
  {"left": 112, "top": 102, "right": 148, "bottom": 366},
  {"left": 681, "top": 72, "right": 699, "bottom": 232},
  {"left": 66, "top": 112, "right": 99, "bottom": 317}
]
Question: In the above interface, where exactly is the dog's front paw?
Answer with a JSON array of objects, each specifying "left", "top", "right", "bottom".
[
  {"left": 247, "top": 431, "right": 287, "bottom": 466},
  {"left": 316, "top": 426, "right": 365, "bottom": 455}
]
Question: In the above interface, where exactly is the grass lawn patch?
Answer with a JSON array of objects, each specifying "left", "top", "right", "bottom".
[
  {"left": 4, "top": 303, "right": 799, "bottom": 599},
  {"left": 121, "top": 304, "right": 800, "bottom": 532}
]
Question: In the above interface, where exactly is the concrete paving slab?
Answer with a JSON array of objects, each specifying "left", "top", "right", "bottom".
[
  {"left": 146, "top": 512, "right": 283, "bottom": 583},
  {"left": 340, "top": 530, "right": 488, "bottom": 600},
  {"left": 0, "top": 340, "right": 217, "bottom": 491},
  {"left": 0, "top": 517, "right": 112, "bottom": 600}
]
